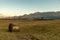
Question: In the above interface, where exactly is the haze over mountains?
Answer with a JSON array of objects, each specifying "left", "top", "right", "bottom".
[
  {"left": 0, "top": 14, "right": 8, "bottom": 18},
  {"left": 0, "top": 11, "right": 60, "bottom": 20},
  {"left": 17, "top": 11, "right": 60, "bottom": 20}
]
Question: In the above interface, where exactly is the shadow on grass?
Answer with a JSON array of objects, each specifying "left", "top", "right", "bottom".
[{"left": 0, "top": 27, "right": 10, "bottom": 32}]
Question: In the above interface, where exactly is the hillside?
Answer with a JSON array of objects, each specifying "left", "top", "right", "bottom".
[
  {"left": 17, "top": 11, "right": 60, "bottom": 20},
  {"left": 0, "top": 20, "right": 60, "bottom": 40},
  {"left": 0, "top": 11, "right": 60, "bottom": 20}
]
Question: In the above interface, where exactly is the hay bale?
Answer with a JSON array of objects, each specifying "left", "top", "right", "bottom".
[
  {"left": 8, "top": 23, "right": 20, "bottom": 32},
  {"left": 12, "top": 25, "right": 20, "bottom": 32}
]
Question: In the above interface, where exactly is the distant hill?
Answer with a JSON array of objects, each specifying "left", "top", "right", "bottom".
[
  {"left": 0, "top": 11, "right": 60, "bottom": 20},
  {"left": 17, "top": 11, "right": 60, "bottom": 20}
]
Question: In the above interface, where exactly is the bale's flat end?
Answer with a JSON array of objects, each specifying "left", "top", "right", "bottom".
[{"left": 8, "top": 23, "right": 20, "bottom": 32}]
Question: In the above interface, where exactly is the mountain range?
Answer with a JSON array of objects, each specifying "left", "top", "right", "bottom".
[
  {"left": 17, "top": 11, "right": 60, "bottom": 20},
  {"left": 0, "top": 11, "right": 60, "bottom": 20}
]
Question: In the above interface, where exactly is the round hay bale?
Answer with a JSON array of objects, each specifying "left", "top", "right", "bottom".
[
  {"left": 8, "top": 23, "right": 13, "bottom": 32},
  {"left": 12, "top": 25, "right": 20, "bottom": 32},
  {"left": 8, "top": 23, "right": 20, "bottom": 32}
]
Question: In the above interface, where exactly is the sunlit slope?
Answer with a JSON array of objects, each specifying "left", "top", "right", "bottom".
[{"left": 0, "top": 20, "right": 60, "bottom": 40}]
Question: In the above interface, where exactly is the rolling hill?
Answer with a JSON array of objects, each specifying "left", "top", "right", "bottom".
[
  {"left": 0, "top": 11, "right": 60, "bottom": 20},
  {"left": 17, "top": 11, "right": 60, "bottom": 20}
]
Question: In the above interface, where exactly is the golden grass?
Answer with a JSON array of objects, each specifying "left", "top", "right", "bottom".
[{"left": 0, "top": 20, "right": 60, "bottom": 40}]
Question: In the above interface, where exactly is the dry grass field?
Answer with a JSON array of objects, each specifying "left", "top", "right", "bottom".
[{"left": 0, "top": 20, "right": 60, "bottom": 40}]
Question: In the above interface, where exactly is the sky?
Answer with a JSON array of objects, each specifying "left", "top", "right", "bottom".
[{"left": 0, "top": 0, "right": 60, "bottom": 16}]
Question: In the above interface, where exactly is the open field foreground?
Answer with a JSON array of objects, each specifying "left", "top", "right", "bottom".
[{"left": 0, "top": 20, "right": 60, "bottom": 40}]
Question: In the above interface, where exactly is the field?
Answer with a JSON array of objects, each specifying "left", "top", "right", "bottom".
[{"left": 0, "top": 20, "right": 60, "bottom": 40}]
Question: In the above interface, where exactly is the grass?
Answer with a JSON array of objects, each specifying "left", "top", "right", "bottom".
[{"left": 0, "top": 20, "right": 60, "bottom": 40}]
